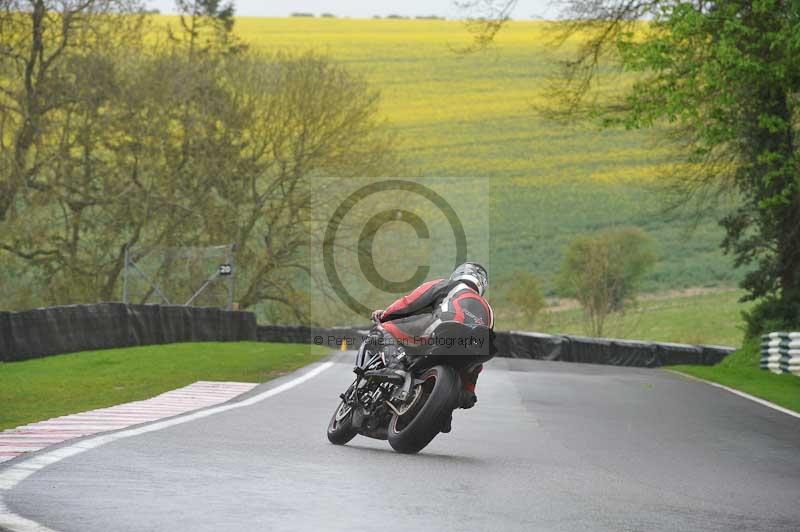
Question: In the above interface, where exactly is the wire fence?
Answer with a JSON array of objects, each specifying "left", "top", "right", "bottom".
[{"left": 123, "top": 244, "right": 235, "bottom": 310}]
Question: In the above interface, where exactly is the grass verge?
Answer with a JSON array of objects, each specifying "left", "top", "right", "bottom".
[
  {"left": 0, "top": 342, "right": 329, "bottom": 431},
  {"left": 499, "top": 290, "right": 751, "bottom": 347},
  {"left": 669, "top": 339, "right": 800, "bottom": 414}
]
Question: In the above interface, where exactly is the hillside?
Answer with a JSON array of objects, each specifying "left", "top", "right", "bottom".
[
  {"left": 0, "top": 17, "right": 748, "bottom": 345},
  {"left": 229, "top": 17, "right": 741, "bottom": 294}
]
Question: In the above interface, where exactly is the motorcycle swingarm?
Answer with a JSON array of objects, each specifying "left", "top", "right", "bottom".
[{"left": 392, "top": 373, "right": 426, "bottom": 402}]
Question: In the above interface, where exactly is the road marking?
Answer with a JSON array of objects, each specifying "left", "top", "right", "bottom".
[
  {"left": 0, "top": 361, "right": 334, "bottom": 532},
  {"left": 0, "top": 381, "right": 261, "bottom": 464},
  {"left": 665, "top": 369, "right": 800, "bottom": 420},
  {"left": 0, "top": 501, "right": 52, "bottom": 532}
]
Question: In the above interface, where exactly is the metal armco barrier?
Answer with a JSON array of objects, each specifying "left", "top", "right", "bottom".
[
  {"left": 256, "top": 325, "right": 733, "bottom": 368},
  {"left": 0, "top": 303, "right": 257, "bottom": 362},
  {"left": 760, "top": 332, "right": 800, "bottom": 376}
]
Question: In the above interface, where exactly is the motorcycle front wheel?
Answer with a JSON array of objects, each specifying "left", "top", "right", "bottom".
[
  {"left": 327, "top": 399, "right": 358, "bottom": 445},
  {"left": 387, "top": 365, "right": 460, "bottom": 454}
]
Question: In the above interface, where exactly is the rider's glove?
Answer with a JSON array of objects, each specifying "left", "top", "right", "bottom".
[{"left": 371, "top": 309, "right": 384, "bottom": 323}]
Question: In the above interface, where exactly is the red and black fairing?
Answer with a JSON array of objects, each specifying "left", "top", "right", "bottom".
[{"left": 378, "top": 279, "right": 494, "bottom": 346}]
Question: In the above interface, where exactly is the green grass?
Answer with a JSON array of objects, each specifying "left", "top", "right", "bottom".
[
  {"left": 498, "top": 290, "right": 751, "bottom": 347},
  {"left": 231, "top": 18, "right": 748, "bottom": 331},
  {"left": 670, "top": 339, "right": 800, "bottom": 413},
  {"left": 231, "top": 18, "right": 743, "bottom": 296},
  {"left": 0, "top": 342, "right": 328, "bottom": 431}
]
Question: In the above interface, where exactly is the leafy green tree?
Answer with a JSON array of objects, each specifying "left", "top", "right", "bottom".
[
  {"left": 0, "top": 0, "right": 144, "bottom": 225},
  {"left": 0, "top": 4, "right": 400, "bottom": 315},
  {"left": 558, "top": 228, "right": 656, "bottom": 336},
  {"left": 472, "top": 1, "right": 800, "bottom": 337},
  {"left": 192, "top": 52, "right": 398, "bottom": 317},
  {"left": 0, "top": 0, "right": 147, "bottom": 306}
]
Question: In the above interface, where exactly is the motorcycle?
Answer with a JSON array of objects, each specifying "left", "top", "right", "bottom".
[{"left": 326, "top": 321, "right": 494, "bottom": 454}]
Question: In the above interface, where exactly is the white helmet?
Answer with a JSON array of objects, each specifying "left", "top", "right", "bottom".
[{"left": 449, "top": 262, "right": 488, "bottom": 296}]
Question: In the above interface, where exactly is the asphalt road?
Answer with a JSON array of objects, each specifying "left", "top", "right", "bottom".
[{"left": 3, "top": 353, "right": 800, "bottom": 532}]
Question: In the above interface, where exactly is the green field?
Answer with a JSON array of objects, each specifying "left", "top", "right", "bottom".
[
  {"left": 229, "top": 18, "right": 741, "bottom": 294},
  {"left": 497, "top": 290, "right": 752, "bottom": 347},
  {"left": 0, "top": 342, "right": 328, "bottom": 431},
  {"left": 670, "top": 340, "right": 800, "bottom": 413},
  {"left": 0, "top": 17, "right": 751, "bottom": 346}
]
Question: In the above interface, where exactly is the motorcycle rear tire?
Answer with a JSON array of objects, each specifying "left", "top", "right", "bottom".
[{"left": 387, "top": 365, "right": 460, "bottom": 454}]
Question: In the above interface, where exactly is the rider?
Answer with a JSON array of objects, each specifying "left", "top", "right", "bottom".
[{"left": 369, "top": 262, "right": 494, "bottom": 411}]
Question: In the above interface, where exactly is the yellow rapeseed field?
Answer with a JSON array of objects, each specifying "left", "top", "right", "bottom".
[
  {"left": 152, "top": 16, "right": 738, "bottom": 295},
  {"left": 155, "top": 16, "right": 672, "bottom": 186}
]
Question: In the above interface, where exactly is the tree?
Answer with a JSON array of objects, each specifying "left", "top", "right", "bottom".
[
  {"left": 505, "top": 270, "right": 546, "bottom": 326},
  {"left": 0, "top": 0, "right": 147, "bottom": 305},
  {"left": 194, "top": 52, "right": 398, "bottom": 318},
  {"left": 0, "top": 5, "right": 400, "bottom": 316},
  {"left": 0, "top": 49, "right": 216, "bottom": 304},
  {"left": 0, "top": 0, "right": 144, "bottom": 225},
  {"left": 558, "top": 228, "right": 656, "bottom": 336},
  {"left": 470, "top": 1, "right": 800, "bottom": 337},
  {"left": 169, "top": 0, "right": 243, "bottom": 56}
]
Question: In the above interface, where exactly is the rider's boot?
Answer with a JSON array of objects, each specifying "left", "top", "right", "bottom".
[
  {"left": 363, "top": 366, "right": 406, "bottom": 385},
  {"left": 458, "top": 365, "right": 481, "bottom": 409},
  {"left": 459, "top": 390, "right": 477, "bottom": 409},
  {"left": 441, "top": 413, "right": 452, "bottom": 433},
  {"left": 364, "top": 333, "right": 408, "bottom": 384}
]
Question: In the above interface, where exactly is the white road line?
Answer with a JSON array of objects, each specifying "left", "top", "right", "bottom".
[
  {"left": 0, "top": 361, "right": 334, "bottom": 532},
  {"left": 0, "top": 381, "right": 264, "bottom": 463},
  {"left": 664, "top": 369, "right": 800, "bottom": 420},
  {"left": 0, "top": 501, "right": 53, "bottom": 532}
]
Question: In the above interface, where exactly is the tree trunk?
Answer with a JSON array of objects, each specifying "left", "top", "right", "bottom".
[
  {"left": 777, "top": 189, "right": 800, "bottom": 302},
  {"left": 2, "top": 1, "right": 46, "bottom": 222}
]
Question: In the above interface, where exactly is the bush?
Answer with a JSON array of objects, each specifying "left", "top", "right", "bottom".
[
  {"left": 558, "top": 227, "right": 656, "bottom": 336},
  {"left": 718, "top": 337, "right": 760, "bottom": 369},
  {"left": 505, "top": 271, "right": 546, "bottom": 326},
  {"left": 743, "top": 296, "right": 800, "bottom": 339}
]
